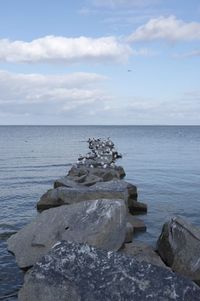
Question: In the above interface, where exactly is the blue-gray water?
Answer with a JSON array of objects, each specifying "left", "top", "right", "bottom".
[{"left": 0, "top": 125, "right": 200, "bottom": 299}]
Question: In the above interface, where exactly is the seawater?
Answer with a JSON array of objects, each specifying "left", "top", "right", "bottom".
[{"left": 0, "top": 125, "right": 200, "bottom": 299}]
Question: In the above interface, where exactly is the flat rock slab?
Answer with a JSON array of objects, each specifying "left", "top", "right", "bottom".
[
  {"left": 157, "top": 216, "right": 200, "bottom": 283},
  {"left": 120, "top": 241, "right": 166, "bottom": 268},
  {"left": 37, "top": 180, "right": 136, "bottom": 211},
  {"left": 7, "top": 199, "right": 126, "bottom": 269},
  {"left": 19, "top": 241, "right": 200, "bottom": 301}
]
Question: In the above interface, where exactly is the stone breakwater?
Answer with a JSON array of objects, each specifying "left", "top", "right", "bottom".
[{"left": 7, "top": 138, "right": 200, "bottom": 300}]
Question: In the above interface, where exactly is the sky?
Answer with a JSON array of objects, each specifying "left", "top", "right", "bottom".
[{"left": 0, "top": 0, "right": 200, "bottom": 125}]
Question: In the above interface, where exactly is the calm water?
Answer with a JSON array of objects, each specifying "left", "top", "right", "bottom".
[{"left": 0, "top": 125, "right": 200, "bottom": 299}]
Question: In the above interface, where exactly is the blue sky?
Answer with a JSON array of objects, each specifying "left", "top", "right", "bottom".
[{"left": 0, "top": 0, "right": 200, "bottom": 125}]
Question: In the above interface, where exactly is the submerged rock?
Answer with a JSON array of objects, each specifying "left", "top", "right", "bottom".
[
  {"left": 19, "top": 241, "right": 200, "bottom": 301},
  {"left": 7, "top": 199, "right": 127, "bottom": 269},
  {"left": 37, "top": 180, "right": 136, "bottom": 211},
  {"left": 157, "top": 216, "right": 200, "bottom": 283}
]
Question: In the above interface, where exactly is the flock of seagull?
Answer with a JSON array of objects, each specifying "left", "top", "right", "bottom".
[{"left": 76, "top": 138, "right": 122, "bottom": 169}]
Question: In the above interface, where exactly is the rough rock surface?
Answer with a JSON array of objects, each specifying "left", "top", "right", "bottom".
[
  {"left": 37, "top": 180, "right": 136, "bottom": 211},
  {"left": 7, "top": 199, "right": 127, "bottom": 268},
  {"left": 19, "top": 241, "right": 200, "bottom": 301},
  {"left": 120, "top": 241, "right": 166, "bottom": 268},
  {"left": 157, "top": 216, "right": 200, "bottom": 283}
]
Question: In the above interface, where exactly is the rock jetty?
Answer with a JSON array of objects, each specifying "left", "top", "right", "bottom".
[{"left": 7, "top": 138, "right": 200, "bottom": 300}]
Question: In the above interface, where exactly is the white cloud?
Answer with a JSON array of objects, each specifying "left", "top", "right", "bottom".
[
  {"left": 0, "top": 35, "right": 132, "bottom": 64},
  {"left": 0, "top": 70, "right": 109, "bottom": 112},
  {"left": 128, "top": 15, "right": 200, "bottom": 42},
  {"left": 92, "top": 0, "right": 160, "bottom": 8}
]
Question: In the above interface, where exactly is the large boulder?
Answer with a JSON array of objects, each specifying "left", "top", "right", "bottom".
[
  {"left": 19, "top": 241, "right": 200, "bottom": 301},
  {"left": 120, "top": 241, "right": 166, "bottom": 268},
  {"left": 7, "top": 199, "right": 127, "bottom": 269},
  {"left": 157, "top": 216, "right": 200, "bottom": 283},
  {"left": 37, "top": 180, "right": 136, "bottom": 211}
]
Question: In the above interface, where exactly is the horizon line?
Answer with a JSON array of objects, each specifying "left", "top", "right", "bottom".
[{"left": 0, "top": 124, "right": 200, "bottom": 127}]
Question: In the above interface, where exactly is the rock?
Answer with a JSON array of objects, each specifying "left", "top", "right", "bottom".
[
  {"left": 157, "top": 216, "right": 200, "bottom": 283},
  {"left": 128, "top": 200, "right": 147, "bottom": 214},
  {"left": 81, "top": 174, "right": 103, "bottom": 187},
  {"left": 68, "top": 165, "right": 125, "bottom": 182},
  {"left": 19, "top": 241, "right": 200, "bottom": 301},
  {"left": 120, "top": 241, "right": 166, "bottom": 268},
  {"left": 115, "top": 165, "right": 126, "bottom": 179},
  {"left": 54, "top": 177, "right": 80, "bottom": 189},
  {"left": 54, "top": 175, "right": 102, "bottom": 188},
  {"left": 67, "top": 165, "right": 88, "bottom": 178},
  {"left": 124, "top": 222, "right": 133, "bottom": 243},
  {"left": 37, "top": 180, "right": 135, "bottom": 211},
  {"left": 127, "top": 214, "right": 146, "bottom": 233},
  {"left": 7, "top": 199, "right": 127, "bottom": 269},
  {"left": 84, "top": 167, "right": 119, "bottom": 182}
]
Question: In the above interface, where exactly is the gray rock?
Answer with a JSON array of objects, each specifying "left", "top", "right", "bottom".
[
  {"left": 128, "top": 200, "right": 147, "bottom": 214},
  {"left": 127, "top": 214, "right": 147, "bottom": 233},
  {"left": 54, "top": 177, "right": 80, "bottom": 189},
  {"left": 68, "top": 165, "right": 125, "bottom": 182},
  {"left": 81, "top": 174, "right": 103, "bottom": 187},
  {"left": 157, "top": 216, "right": 200, "bottom": 283},
  {"left": 67, "top": 165, "right": 88, "bottom": 178},
  {"left": 120, "top": 241, "right": 166, "bottom": 268},
  {"left": 7, "top": 199, "right": 127, "bottom": 269},
  {"left": 124, "top": 222, "right": 133, "bottom": 243},
  {"left": 19, "top": 241, "right": 200, "bottom": 301},
  {"left": 37, "top": 180, "right": 134, "bottom": 211},
  {"left": 54, "top": 175, "right": 102, "bottom": 188},
  {"left": 115, "top": 165, "right": 126, "bottom": 179}
]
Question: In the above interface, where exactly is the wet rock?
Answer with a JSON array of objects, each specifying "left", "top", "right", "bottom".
[
  {"left": 19, "top": 241, "right": 200, "bottom": 301},
  {"left": 37, "top": 180, "right": 134, "bottom": 211},
  {"left": 7, "top": 199, "right": 127, "bottom": 269},
  {"left": 128, "top": 200, "right": 147, "bottom": 214},
  {"left": 127, "top": 214, "right": 147, "bottom": 233},
  {"left": 120, "top": 241, "right": 166, "bottom": 268},
  {"left": 157, "top": 216, "right": 200, "bottom": 283}
]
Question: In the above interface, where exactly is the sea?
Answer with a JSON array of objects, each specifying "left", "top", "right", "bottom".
[{"left": 0, "top": 125, "right": 200, "bottom": 300}]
